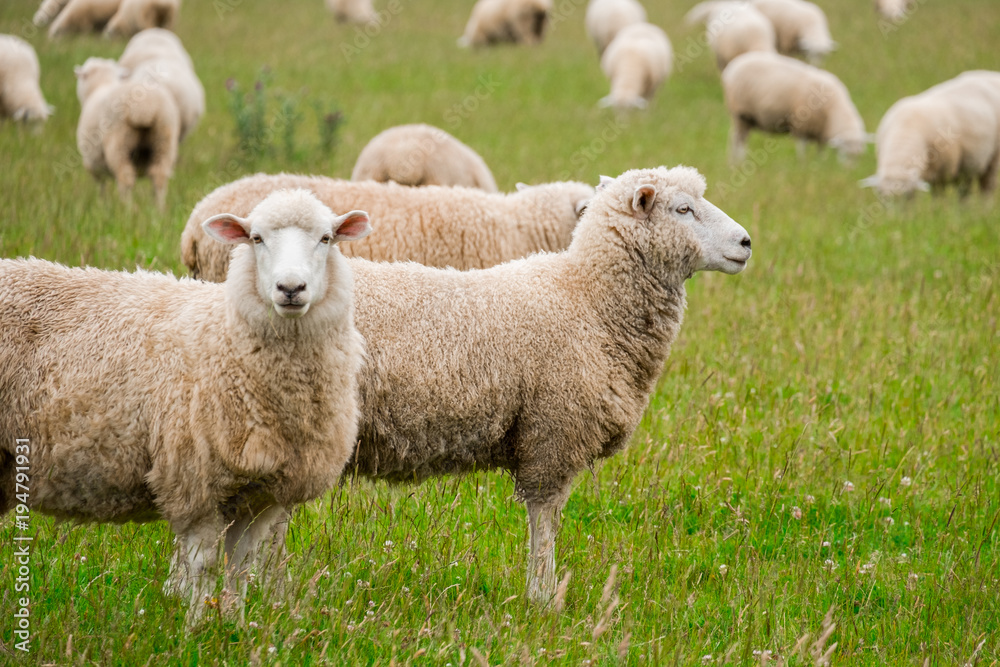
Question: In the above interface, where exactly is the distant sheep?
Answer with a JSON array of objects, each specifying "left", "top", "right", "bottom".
[
  {"left": 722, "top": 51, "right": 868, "bottom": 165},
  {"left": 599, "top": 22, "right": 673, "bottom": 109},
  {"left": 585, "top": 0, "right": 647, "bottom": 56},
  {"left": 181, "top": 174, "right": 594, "bottom": 280},
  {"left": 875, "top": 0, "right": 912, "bottom": 21},
  {"left": 33, "top": 0, "right": 72, "bottom": 27},
  {"left": 119, "top": 29, "right": 204, "bottom": 141},
  {"left": 104, "top": 0, "right": 179, "bottom": 38},
  {"left": 751, "top": 0, "right": 835, "bottom": 63},
  {"left": 458, "top": 0, "right": 553, "bottom": 47},
  {"left": 685, "top": 1, "right": 776, "bottom": 70},
  {"left": 74, "top": 57, "right": 180, "bottom": 209},
  {"left": 0, "top": 35, "right": 53, "bottom": 125},
  {"left": 326, "top": 0, "right": 377, "bottom": 23},
  {"left": 0, "top": 190, "right": 371, "bottom": 621},
  {"left": 860, "top": 72, "right": 1000, "bottom": 198},
  {"left": 48, "top": 0, "right": 121, "bottom": 38},
  {"left": 352, "top": 124, "right": 499, "bottom": 192}
]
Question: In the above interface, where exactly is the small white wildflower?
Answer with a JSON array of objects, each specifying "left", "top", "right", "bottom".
[
  {"left": 860, "top": 562, "right": 875, "bottom": 574},
  {"left": 701, "top": 655, "right": 713, "bottom": 664},
  {"left": 587, "top": 534, "right": 594, "bottom": 542},
  {"left": 249, "top": 621, "right": 259, "bottom": 629},
  {"left": 805, "top": 495, "right": 816, "bottom": 505},
  {"left": 402, "top": 586, "right": 410, "bottom": 594},
  {"left": 791, "top": 506, "right": 803, "bottom": 520},
  {"left": 878, "top": 497, "right": 891, "bottom": 507},
  {"left": 384, "top": 540, "right": 394, "bottom": 547},
  {"left": 909, "top": 573, "right": 919, "bottom": 582},
  {"left": 843, "top": 481, "right": 855, "bottom": 492},
  {"left": 345, "top": 599, "right": 353, "bottom": 606},
  {"left": 822, "top": 541, "right": 831, "bottom": 548},
  {"left": 464, "top": 522, "right": 472, "bottom": 528},
  {"left": 538, "top": 648, "right": 547, "bottom": 654},
  {"left": 409, "top": 540, "right": 418, "bottom": 550},
  {"left": 347, "top": 624, "right": 356, "bottom": 632},
  {"left": 368, "top": 600, "right": 375, "bottom": 607},
  {"left": 900, "top": 476, "right": 912, "bottom": 487},
  {"left": 449, "top": 561, "right": 459, "bottom": 568},
  {"left": 268, "top": 645, "right": 276, "bottom": 655},
  {"left": 368, "top": 559, "right": 376, "bottom": 566},
  {"left": 823, "top": 559, "right": 837, "bottom": 571},
  {"left": 345, "top": 571, "right": 352, "bottom": 578},
  {"left": 138, "top": 608, "right": 145, "bottom": 616},
  {"left": 80, "top": 556, "right": 87, "bottom": 563},
  {"left": 885, "top": 517, "right": 895, "bottom": 526},
  {"left": 719, "top": 564, "right": 728, "bottom": 576},
  {"left": 366, "top": 610, "right": 374, "bottom": 617}
]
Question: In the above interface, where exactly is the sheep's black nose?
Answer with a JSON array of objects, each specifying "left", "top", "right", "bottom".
[
  {"left": 741, "top": 236, "right": 752, "bottom": 249},
  {"left": 278, "top": 282, "right": 306, "bottom": 299}
]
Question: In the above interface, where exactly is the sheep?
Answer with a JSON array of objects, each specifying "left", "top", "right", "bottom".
[
  {"left": 458, "top": 0, "right": 553, "bottom": 47},
  {"left": 118, "top": 29, "right": 204, "bottom": 142},
  {"left": 0, "top": 35, "right": 53, "bottom": 125},
  {"left": 191, "top": 166, "right": 751, "bottom": 604},
  {"left": 351, "top": 124, "right": 499, "bottom": 192},
  {"left": 74, "top": 57, "right": 180, "bottom": 209},
  {"left": 860, "top": 73, "right": 1000, "bottom": 198},
  {"left": 181, "top": 174, "right": 595, "bottom": 281},
  {"left": 33, "top": 0, "right": 72, "bottom": 27},
  {"left": 48, "top": 0, "right": 122, "bottom": 38},
  {"left": 104, "top": 0, "right": 180, "bottom": 38},
  {"left": 750, "top": 0, "right": 835, "bottom": 64},
  {"left": 0, "top": 190, "right": 371, "bottom": 621},
  {"left": 599, "top": 22, "right": 673, "bottom": 110},
  {"left": 326, "top": 0, "right": 377, "bottom": 24},
  {"left": 585, "top": 0, "right": 647, "bottom": 56},
  {"left": 721, "top": 51, "right": 868, "bottom": 165},
  {"left": 875, "top": 0, "right": 912, "bottom": 21},
  {"left": 684, "top": 1, "right": 776, "bottom": 70}
]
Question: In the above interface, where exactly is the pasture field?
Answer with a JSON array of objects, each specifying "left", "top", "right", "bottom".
[{"left": 1, "top": 0, "right": 999, "bottom": 663}]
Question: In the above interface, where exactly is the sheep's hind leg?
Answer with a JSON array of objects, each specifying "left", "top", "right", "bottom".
[
  {"left": 525, "top": 485, "right": 571, "bottom": 607},
  {"left": 223, "top": 504, "right": 289, "bottom": 618},
  {"left": 729, "top": 117, "right": 751, "bottom": 166}
]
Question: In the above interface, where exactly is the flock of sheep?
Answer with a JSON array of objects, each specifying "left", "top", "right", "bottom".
[{"left": 0, "top": 0, "right": 994, "bottom": 627}]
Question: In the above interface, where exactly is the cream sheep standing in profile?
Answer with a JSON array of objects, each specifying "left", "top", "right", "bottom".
[
  {"left": 684, "top": 1, "right": 777, "bottom": 70},
  {"left": 0, "top": 190, "right": 371, "bottom": 623},
  {"left": 751, "top": 0, "right": 835, "bottom": 64},
  {"left": 458, "top": 0, "right": 553, "bottom": 47},
  {"left": 585, "top": 0, "right": 647, "bottom": 56},
  {"left": 599, "top": 22, "right": 673, "bottom": 109},
  {"left": 184, "top": 166, "right": 752, "bottom": 605},
  {"left": 118, "top": 29, "right": 204, "bottom": 141},
  {"left": 47, "top": 0, "right": 122, "bottom": 38},
  {"left": 326, "top": 0, "right": 378, "bottom": 24},
  {"left": 0, "top": 35, "right": 53, "bottom": 125},
  {"left": 860, "top": 72, "right": 1000, "bottom": 198},
  {"left": 74, "top": 57, "right": 180, "bottom": 209},
  {"left": 181, "top": 174, "right": 594, "bottom": 280},
  {"left": 722, "top": 51, "right": 868, "bottom": 165},
  {"left": 351, "top": 124, "right": 499, "bottom": 192},
  {"left": 104, "top": 0, "right": 180, "bottom": 38}
]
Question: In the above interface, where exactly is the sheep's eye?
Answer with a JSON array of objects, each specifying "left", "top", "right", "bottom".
[
  {"left": 677, "top": 205, "right": 692, "bottom": 215},
  {"left": 250, "top": 233, "right": 263, "bottom": 244},
  {"left": 320, "top": 234, "right": 332, "bottom": 244}
]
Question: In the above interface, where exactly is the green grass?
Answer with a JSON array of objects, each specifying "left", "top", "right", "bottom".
[{"left": 2, "top": 0, "right": 999, "bottom": 663}]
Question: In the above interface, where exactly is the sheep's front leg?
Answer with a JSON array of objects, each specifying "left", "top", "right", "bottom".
[
  {"left": 170, "top": 522, "right": 225, "bottom": 626},
  {"left": 525, "top": 485, "right": 571, "bottom": 607}
]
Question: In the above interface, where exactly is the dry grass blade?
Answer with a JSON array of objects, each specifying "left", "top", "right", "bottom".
[
  {"left": 471, "top": 646, "right": 490, "bottom": 667},
  {"left": 600, "top": 564, "right": 618, "bottom": 609},
  {"left": 592, "top": 593, "right": 619, "bottom": 642},
  {"left": 553, "top": 570, "right": 572, "bottom": 613}
]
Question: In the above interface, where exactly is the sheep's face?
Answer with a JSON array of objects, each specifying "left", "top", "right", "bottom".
[
  {"left": 203, "top": 191, "right": 371, "bottom": 319},
  {"left": 593, "top": 167, "right": 751, "bottom": 278},
  {"left": 859, "top": 174, "right": 930, "bottom": 198},
  {"left": 73, "top": 58, "right": 124, "bottom": 103}
]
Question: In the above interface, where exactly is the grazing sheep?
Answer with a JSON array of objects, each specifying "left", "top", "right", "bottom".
[
  {"left": 751, "top": 0, "right": 835, "bottom": 63},
  {"left": 74, "top": 57, "right": 180, "bottom": 209},
  {"left": 599, "top": 22, "right": 673, "bottom": 109},
  {"left": 0, "top": 35, "right": 53, "bottom": 125},
  {"left": 181, "top": 174, "right": 594, "bottom": 280},
  {"left": 585, "top": 0, "right": 647, "bottom": 56},
  {"left": 0, "top": 190, "right": 371, "bottom": 621},
  {"left": 119, "top": 29, "right": 204, "bottom": 141},
  {"left": 104, "top": 0, "right": 179, "bottom": 38},
  {"left": 458, "top": 0, "right": 553, "bottom": 47},
  {"left": 326, "top": 0, "right": 377, "bottom": 23},
  {"left": 48, "top": 0, "right": 121, "bottom": 38},
  {"left": 721, "top": 51, "right": 868, "bottom": 165},
  {"left": 875, "top": 0, "right": 912, "bottom": 21},
  {"left": 684, "top": 1, "right": 776, "bottom": 70},
  {"left": 352, "top": 124, "right": 499, "bottom": 192},
  {"left": 860, "top": 73, "right": 1000, "bottom": 198},
  {"left": 283, "top": 166, "right": 751, "bottom": 604},
  {"left": 33, "top": 0, "right": 72, "bottom": 27}
]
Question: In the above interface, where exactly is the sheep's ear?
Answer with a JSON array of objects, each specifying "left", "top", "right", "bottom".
[
  {"left": 574, "top": 198, "right": 590, "bottom": 217},
  {"left": 515, "top": 182, "right": 529, "bottom": 192},
  {"left": 597, "top": 175, "right": 615, "bottom": 191},
  {"left": 631, "top": 183, "right": 657, "bottom": 219},
  {"left": 203, "top": 213, "right": 252, "bottom": 244},
  {"left": 333, "top": 210, "right": 372, "bottom": 242},
  {"left": 858, "top": 175, "right": 880, "bottom": 189}
]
